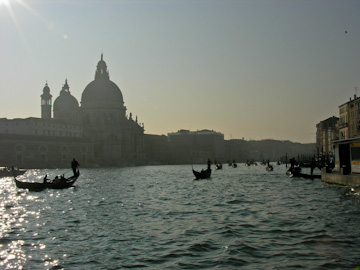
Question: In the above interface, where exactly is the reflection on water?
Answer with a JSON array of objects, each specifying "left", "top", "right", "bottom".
[
  {"left": 0, "top": 178, "right": 26, "bottom": 269},
  {"left": 1, "top": 165, "right": 360, "bottom": 269}
]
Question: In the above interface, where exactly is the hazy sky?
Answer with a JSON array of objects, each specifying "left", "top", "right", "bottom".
[{"left": 1, "top": 0, "right": 359, "bottom": 143}]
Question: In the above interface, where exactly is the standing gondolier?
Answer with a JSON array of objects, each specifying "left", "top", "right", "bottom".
[
  {"left": 71, "top": 158, "right": 80, "bottom": 176},
  {"left": 207, "top": 158, "right": 212, "bottom": 170}
]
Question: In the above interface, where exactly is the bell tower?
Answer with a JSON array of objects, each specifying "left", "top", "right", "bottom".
[{"left": 41, "top": 82, "right": 52, "bottom": 119}]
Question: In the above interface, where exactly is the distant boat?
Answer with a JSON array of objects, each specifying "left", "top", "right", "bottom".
[
  {"left": 14, "top": 170, "right": 80, "bottom": 191},
  {"left": 266, "top": 164, "right": 274, "bottom": 171},
  {"left": 231, "top": 160, "right": 237, "bottom": 168},
  {"left": 192, "top": 168, "right": 211, "bottom": 180},
  {"left": 215, "top": 163, "right": 222, "bottom": 170},
  {"left": 245, "top": 160, "right": 257, "bottom": 166},
  {"left": 0, "top": 167, "right": 26, "bottom": 178}
]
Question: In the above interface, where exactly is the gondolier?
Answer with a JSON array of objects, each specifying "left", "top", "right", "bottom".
[{"left": 71, "top": 158, "right": 80, "bottom": 176}]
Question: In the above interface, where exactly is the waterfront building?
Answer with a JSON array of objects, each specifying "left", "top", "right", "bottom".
[
  {"left": 321, "top": 95, "right": 360, "bottom": 187},
  {"left": 316, "top": 116, "right": 339, "bottom": 157},
  {"left": 338, "top": 95, "right": 360, "bottom": 140},
  {"left": 348, "top": 95, "right": 360, "bottom": 138},
  {"left": 0, "top": 117, "right": 92, "bottom": 168},
  {"left": 168, "top": 129, "right": 225, "bottom": 163},
  {"left": 0, "top": 55, "right": 145, "bottom": 168},
  {"left": 338, "top": 99, "right": 350, "bottom": 140}
]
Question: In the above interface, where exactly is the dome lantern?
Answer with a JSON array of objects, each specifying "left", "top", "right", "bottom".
[{"left": 95, "top": 53, "right": 109, "bottom": 80}]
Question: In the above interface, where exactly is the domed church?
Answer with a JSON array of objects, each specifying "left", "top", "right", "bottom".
[
  {"left": 41, "top": 54, "right": 145, "bottom": 166},
  {"left": 80, "top": 54, "right": 144, "bottom": 165}
]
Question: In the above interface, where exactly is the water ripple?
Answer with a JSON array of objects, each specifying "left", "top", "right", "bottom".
[{"left": 1, "top": 165, "right": 360, "bottom": 269}]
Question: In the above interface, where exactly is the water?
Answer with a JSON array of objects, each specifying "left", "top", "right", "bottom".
[{"left": 1, "top": 164, "right": 360, "bottom": 269}]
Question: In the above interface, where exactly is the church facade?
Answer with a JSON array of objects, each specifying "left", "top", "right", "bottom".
[{"left": 0, "top": 55, "right": 145, "bottom": 168}]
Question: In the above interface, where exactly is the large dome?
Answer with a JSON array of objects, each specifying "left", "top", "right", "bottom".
[
  {"left": 81, "top": 79, "right": 124, "bottom": 105},
  {"left": 53, "top": 80, "right": 79, "bottom": 112},
  {"left": 81, "top": 54, "right": 124, "bottom": 106}
]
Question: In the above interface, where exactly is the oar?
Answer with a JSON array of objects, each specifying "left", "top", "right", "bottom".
[{"left": 62, "top": 169, "right": 72, "bottom": 176}]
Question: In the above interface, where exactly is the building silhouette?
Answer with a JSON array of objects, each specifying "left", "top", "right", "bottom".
[{"left": 0, "top": 54, "right": 144, "bottom": 168}]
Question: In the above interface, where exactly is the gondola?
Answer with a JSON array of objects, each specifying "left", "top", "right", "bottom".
[
  {"left": 266, "top": 165, "right": 274, "bottom": 171},
  {"left": 14, "top": 170, "right": 80, "bottom": 191},
  {"left": 286, "top": 167, "right": 320, "bottom": 179},
  {"left": 192, "top": 168, "right": 211, "bottom": 180}
]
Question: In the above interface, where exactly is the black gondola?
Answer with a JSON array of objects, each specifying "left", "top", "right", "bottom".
[
  {"left": 14, "top": 170, "right": 80, "bottom": 191},
  {"left": 192, "top": 168, "right": 211, "bottom": 180},
  {"left": 286, "top": 167, "right": 320, "bottom": 179}
]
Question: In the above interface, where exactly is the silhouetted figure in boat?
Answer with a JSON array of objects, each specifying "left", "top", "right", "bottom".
[
  {"left": 53, "top": 176, "right": 60, "bottom": 184},
  {"left": 71, "top": 158, "right": 80, "bottom": 176},
  {"left": 207, "top": 159, "right": 212, "bottom": 170},
  {"left": 289, "top": 158, "right": 297, "bottom": 169},
  {"left": 310, "top": 158, "right": 316, "bottom": 176}
]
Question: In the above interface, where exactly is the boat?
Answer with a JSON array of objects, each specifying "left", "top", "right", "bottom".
[
  {"left": 266, "top": 164, "right": 274, "bottom": 171},
  {"left": 215, "top": 163, "right": 222, "bottom": 170},
  {"left": 245, "top": 160, "right": 257, "bottom": 166},
  {"left": 14, "top": 170, "right": 80, "bottom": 191},
  {"left": 286, "top": 167, "right": 320, "bottom": 179},
  {"left": 14, "top": 178, "right": 47, "bottom": 191},
  {"left": 0, "top": 167, "right": 26, "bottom": 178},
  {"left": 231, "top": 160, "right": 237, "bottom": 168},
  {"left": 192, "top": 168, "right": 211, "bottom": 180}
]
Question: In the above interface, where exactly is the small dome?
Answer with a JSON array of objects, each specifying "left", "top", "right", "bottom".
[
  {"left": 53, "top": 92, "right": 79, "bottom": 111},
  {"left": 53, "top": 80, "right": 79, "bottom": 117}
]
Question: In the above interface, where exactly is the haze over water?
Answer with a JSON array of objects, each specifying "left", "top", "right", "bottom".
[{"left": 1, "top": 165, "right": 360, "bottom": 269}]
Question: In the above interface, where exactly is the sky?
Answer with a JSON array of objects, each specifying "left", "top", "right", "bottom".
[{"left": 0, "top": 0, "right": 359, "bottom": 143}]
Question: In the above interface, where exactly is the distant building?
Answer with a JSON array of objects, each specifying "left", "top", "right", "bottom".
[
  {"left": 168, "top": 129, "right": 225, "bottom": 163},
  {"left": 144, "top": 134, "right": 170, "bottom": 165},
  {"left": 0, "top": 54, "right": 144, "bottom": 168},
  {"left": 316, "top": 116, "right": 339, "bottom": 157}
]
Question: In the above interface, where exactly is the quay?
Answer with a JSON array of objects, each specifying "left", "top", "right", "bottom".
[
  {"left": 322, "top": 168, "right": 360, "bottom": 187},
  {"left": 321, "top": 137, "right": 360, "bottom": 187}
]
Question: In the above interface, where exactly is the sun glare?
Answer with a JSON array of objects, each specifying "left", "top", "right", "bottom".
[{"left": 0, "top": 0, "right": 10, "bottom": 6}]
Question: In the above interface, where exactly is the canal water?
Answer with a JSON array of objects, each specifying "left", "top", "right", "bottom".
[{"left": 1, "top": 164, "right": 360, "bottom": 269}]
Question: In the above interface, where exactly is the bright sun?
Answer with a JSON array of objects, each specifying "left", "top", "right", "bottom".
[{"left": 0, "top": 0, "right": 10, "bottom": 6}]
